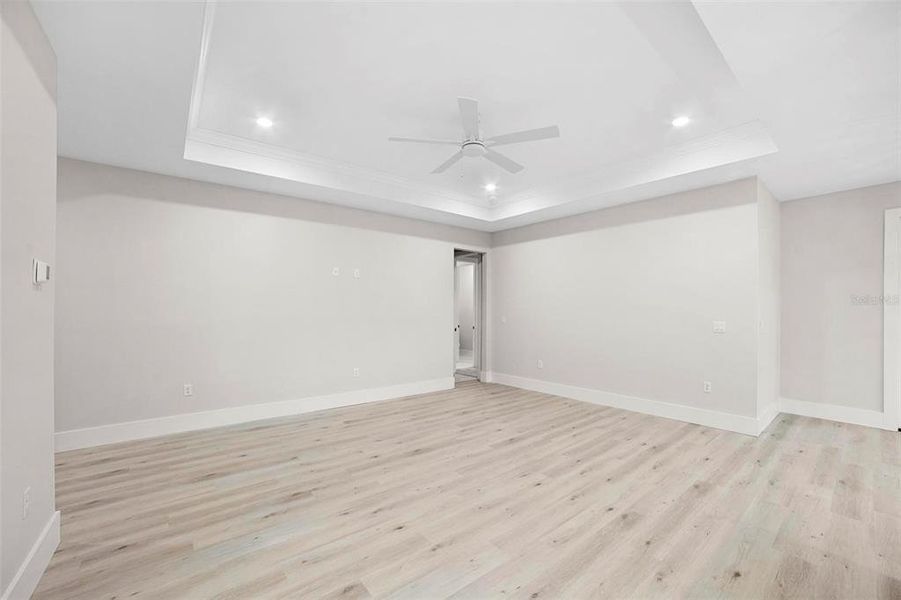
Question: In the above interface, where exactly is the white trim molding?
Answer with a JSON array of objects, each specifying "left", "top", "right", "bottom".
[
  {"left": 56, "top": 377, "right": 454, "bottom": 451},
  {"left": 1, "top": 511, "right": 60, "bottom": 600},
  {"left": 488, "top": 372, "right": 763, "bottom": 436},
  {"left": 884, "top": 207, "right": 901, "bottom": 431},
  {"left": 756, "top": 401, "right": 780, "bottom": 436},
  {"left": 780, "top": 396, "right": 890, "bottom": 431},
  {"left": 483, "top": 374, "right": 897, "bottom": 434}
]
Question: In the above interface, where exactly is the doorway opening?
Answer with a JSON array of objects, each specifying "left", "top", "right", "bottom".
[{"left": 454, "top": 250, "right": 482, "bottom": 383}]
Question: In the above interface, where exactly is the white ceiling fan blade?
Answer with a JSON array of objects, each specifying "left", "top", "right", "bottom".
[
  {"left": 486, "top": 125, "right": 560, "bottom": 147},
  {"left": 457, "top": 97, "right": 480, "bottom": 139},
  {"left": 431, "top": 151, "right": 464, "bottom": 174},
  {"left": 388, "top": 136, "right": 460, "bottom": 146},
  {"left": 484, "top": 149, "right": 524, "bottom": 174}
]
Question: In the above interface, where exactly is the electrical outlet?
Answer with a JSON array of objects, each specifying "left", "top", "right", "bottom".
[
  {"left": 183, "top": 383, "right": 194, "bottom": 397},
  {"left": 353, "top": 268, "right": 361, "bottom": 279},
  {"left": 537, "top": 359, "right": 544, "bottom": 369},
  {"left": 712, "top": 320, "right": 727, "bottom": 334},
  {"left": 332, "top": 267, "right": 340, "bottom": 276},
  {"left": 353, "top": 367, "right": 360, "bottom": 377},
  {"left": 703, "top": 381, "right": 712, "bottom": 393},
  {"left": 23, "top": 486, "right": 30, "bottom": 519}
]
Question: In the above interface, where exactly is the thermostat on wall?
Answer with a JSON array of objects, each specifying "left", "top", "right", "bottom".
[{"left": 32, "top": 259, "right": 51, "bottom": 285}]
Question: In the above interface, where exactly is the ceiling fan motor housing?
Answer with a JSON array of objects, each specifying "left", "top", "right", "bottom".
[
  {"left": 461, "top": 140, "right": 487, "bottom": 157},
  {"left": 388, "top": 97, "right": 559, "bottom": 173}
]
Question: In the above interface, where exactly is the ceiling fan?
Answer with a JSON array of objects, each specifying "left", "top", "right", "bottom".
[{"left": 388, "top": 97, "right": 560, "bottom": 174}]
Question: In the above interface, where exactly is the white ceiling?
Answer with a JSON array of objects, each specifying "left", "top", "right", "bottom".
[{"left": 33, "top": 1, "right": 900, "bottom": 231}]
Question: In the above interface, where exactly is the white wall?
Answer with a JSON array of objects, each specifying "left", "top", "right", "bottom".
[
  {"left": 53, "top": 160, "right": 901, "bottom": 454},
  {"left": 55, "top": 159, "right": 488, "bottom": 435},
  {"left": 489, "top": 179, "right": 762, "bottom": 422},
  {"left": 781, "top": 181, "right": 901, "bottom": 412},
  {"left": 0, "top": 1, "right": 59, "bottom": 596}
]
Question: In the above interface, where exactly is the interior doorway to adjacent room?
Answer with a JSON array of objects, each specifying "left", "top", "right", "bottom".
[{"left": 454, "top": 250, "right": 482, "bottom": 382}]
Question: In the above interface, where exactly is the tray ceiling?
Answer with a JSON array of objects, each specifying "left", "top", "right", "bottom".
[{"left": 33, "top": 1, "right": 899, "bottom": 231}]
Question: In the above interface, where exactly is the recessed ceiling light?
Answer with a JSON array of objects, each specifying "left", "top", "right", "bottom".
[
  {"left": 671, "top": 115, "right": 691, "bottom": 128},
  {"left": 256, "top": 116, "right": 273, "bottom": 128},
  {"left": 484, "top": 183, "right": 497, "bottom": 193}
]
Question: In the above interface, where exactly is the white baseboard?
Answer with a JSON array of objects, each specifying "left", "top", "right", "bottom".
[
  {"left": 55, "top": 377, "right": 454, "bottom": 451},
  {"left": 780, "top": 396, "right": 891, "bottom": 430},
  {"left": 488, "top": 372, "right": 761, "bottom": 436},
  {"left": 756, "top": 401, "right": 780, "bottom": 436},
  {"left": 1, "top": 510, "right": 60, "bottom": 600}
]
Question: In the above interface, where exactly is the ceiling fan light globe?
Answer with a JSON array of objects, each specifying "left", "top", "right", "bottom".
[{"left": 461, "top": 141, "right": 486, "bottom": 157}]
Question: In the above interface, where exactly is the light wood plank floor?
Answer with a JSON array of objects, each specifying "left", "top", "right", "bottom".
[{"left": 35, "top": 381, "right": 901, "bottom": 599}]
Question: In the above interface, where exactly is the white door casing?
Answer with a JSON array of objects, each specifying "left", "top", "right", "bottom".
[{"left": 883, "top": 208, "right": 901, "bottom": 430}]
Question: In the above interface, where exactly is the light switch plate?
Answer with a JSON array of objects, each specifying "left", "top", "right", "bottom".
[
  {"left": 712, "top": 320, "right": 726, "bottom": 334},
  {"left": 32, "top": 259, "right": 50, "bottom": 285}
]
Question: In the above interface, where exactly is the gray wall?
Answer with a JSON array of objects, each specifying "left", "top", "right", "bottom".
[
  {"left": 781, "top": 181, "right": 901, "bottom": 412},
  {"left": 0, "top": 0, "right": 58, "bottom": 592},
  {"left": 490, "top": 178, "right": 761, "bottom": 418},
  {"left": 55, "top": 159, "right": 488, "bottom": 432}
]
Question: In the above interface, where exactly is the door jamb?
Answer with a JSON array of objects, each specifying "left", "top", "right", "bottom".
[{"left": 883, "top": 208, "right": 901, "bottom": 430}]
